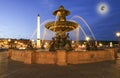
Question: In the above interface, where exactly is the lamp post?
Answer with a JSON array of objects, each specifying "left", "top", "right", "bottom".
[
  {"left": 86, "top": 36, "right": 90, "bottom": 42},
  {"left": 8, "top": 39, "right": 11, "bottom": 49},
  {"left": 31, "top": 39, "right": 35, "bottom": 48},
  {"left": 85, "top": 36, "right": 90, "bottom": 50},
  {"left": 14, "top": 41, "right": 17, "bottom": 49},
  {"left": 116, "top": 32, "right": 120, "bottom": 48}
]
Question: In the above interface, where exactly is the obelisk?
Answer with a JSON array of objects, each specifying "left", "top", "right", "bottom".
[{"left": 37, "top": 14, "right": 41, "bottom": 48}]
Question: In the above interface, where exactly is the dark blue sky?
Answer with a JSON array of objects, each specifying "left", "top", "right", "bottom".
[{"left": 0, "top": 0, "right": 120, "bottom": 41}]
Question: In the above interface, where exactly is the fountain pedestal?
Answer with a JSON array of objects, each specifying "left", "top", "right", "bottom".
[
  {"left": 56, "top": 50, "right": 67, "bottom": 66},
  {"left": 45, "top": 5, "right": 78, "bottom": 51},
  {"left": 24, "top": 51, "right": 34, "bottom": 64}
]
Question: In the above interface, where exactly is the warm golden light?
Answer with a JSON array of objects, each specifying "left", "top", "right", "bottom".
[
  {"left": 8, "top": 39, "right": 11, "bottom": 42},
  {"left": 72, "top": 41, "right": 74, "bottom": 44},
  {"left": 86, "top": 36, "right": 90, "bottom": 41},
  {"left": 82, "top": 44, "right": 85, "bottom": 48},
  {"left": 116, "top": 32, "right": 120, "bottom": 37},
  {"left": 45, "top": 42, "right": 48, "bottom": 45},
  {"left": 99, "top": 43, "right": 103, "bottom": 47},
  {"left": 31, "top": 39, "right": 34, "bottom": 42},
  {"left": 15, "top": 41, "right": 17, "bottom": 43}
]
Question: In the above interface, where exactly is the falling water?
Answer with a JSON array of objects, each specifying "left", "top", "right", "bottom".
[
  {"left": 52, "top": 12, "right": 61, "bottom": 37},
  {"left": 79, "top": 25, "right": 87, "bottom": 37},
  {"left": 41, "top": 28, "right": 53, "bottom": 42},
  {"left": 69, "top": 20, "right": 87, "bottom": 41},
  {"left": 30, "top": 19, "right": 53, "bottom": 40},
  {"left": 30, "top": 28, "right": 37, "bottom": 40},
  {"left": 42, "top": 28, "right": 47, "bottom": 42},
  {"left": 75, "top": 27, "right": 79, "bottom": 42},
  {"left": 71, "top": 15, "right": 96, "bottom": 40}
]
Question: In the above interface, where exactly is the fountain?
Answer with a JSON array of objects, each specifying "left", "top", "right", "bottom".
[
  {"left": 45, "top": 5, "right": 79, "bottom": 51},
  {"left": 8, "top": 5, "right": 115, "bottom": 66}
]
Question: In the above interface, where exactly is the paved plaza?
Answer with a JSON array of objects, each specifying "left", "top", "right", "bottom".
[{"left": 0, "top": 51, "right": 120, "bottom": 78}]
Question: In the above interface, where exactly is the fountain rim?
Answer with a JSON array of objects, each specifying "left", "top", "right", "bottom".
[{"left": 45, "top": 21, "right": 79, "bottom": 32}]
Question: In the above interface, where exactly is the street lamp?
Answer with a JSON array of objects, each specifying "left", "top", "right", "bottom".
[
  {"left": 85, "top": 36, "right": 90, "bottom": 50},
  {"left": 8, "top": 39, "right": 11, "bottom": 42},
  {"left": 14, "top": 41, "right": 17, "bottom": 43},
  {"left": 31, "top": 39, "right": 34, "bottom": 42},
  {"left": 31, "top": 39, "right": 35, "bottom": 48},
  {"left": 86, "top": 36, "right": 90, "bottom": 41},
  {"left": 116, "top": 32, "right": 120, "bottom": 37},
  {"left": 116, "top": 32, "right": 120, "bottom": 48},
  {"left": 8, "top": 39, "right": 11, "bottom": 49}
]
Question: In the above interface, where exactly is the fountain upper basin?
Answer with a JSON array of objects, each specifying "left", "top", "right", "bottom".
[{"left": 45, "top": 21, "right": 79, "bottom": 32}]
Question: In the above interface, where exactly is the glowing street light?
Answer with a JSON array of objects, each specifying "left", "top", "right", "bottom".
[
  {"left": 86, "top": 36, "right": 90, "bottom": 41},
  {"left": 116, "top": 32, "right": 120, "bottom": 37},
  {"left": 85, "top": 36, "right": 90, "bottom": 50},
  {"left": 8, "top": 39, "right": 11, "bottom": 42},
  {"left": 116, "top": 32, "right": 120, "bottom": 48},
  {"left": 8, "top": 39, "right": 11, "bottom": 49},
  {"left": 14, "top": 41, "right": 17, "bottom": 43},
  {"left": 72, "top": 41, "right": 74, "bottom": 44},
  {"left": 31, "top": 39, "right": 34, "bottom": 42},
  {"left": 99, "top": 43, "right": 103, "bottom": 47}
]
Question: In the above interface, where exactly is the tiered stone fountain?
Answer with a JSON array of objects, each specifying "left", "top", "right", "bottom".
[
  {"left": 8, "top": 5, "right": 115, "bottom": 66},
  {"left": 45, "top": 5, "right": 78, "bottom": 51}
]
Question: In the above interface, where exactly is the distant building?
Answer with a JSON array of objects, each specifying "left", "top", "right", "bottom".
[{"left": 0, "top": 38, "right": 32, "bottom": 49}]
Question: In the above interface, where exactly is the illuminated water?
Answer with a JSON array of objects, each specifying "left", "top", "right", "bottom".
[
  {"left": 71, "top": 15, "right": 96, "bottom": 40},
  {"left": 30, "top": 19, "right": 54, "bottom": 40},
  {"left": 30, "top": 15, "right": 96, "bottom": 44}
]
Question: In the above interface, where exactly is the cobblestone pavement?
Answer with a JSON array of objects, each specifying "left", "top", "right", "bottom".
[{"left": 0, "top": 51, "right": 120, "bottom": 78}]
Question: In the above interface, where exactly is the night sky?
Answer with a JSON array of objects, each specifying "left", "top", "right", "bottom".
[{"left": 0, "top": 0, "right": 120, "bottom": 41}]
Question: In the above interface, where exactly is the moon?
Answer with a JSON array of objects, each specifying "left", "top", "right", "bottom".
[{"left": 97, "top": 3, "right": 109, "bottom": 15}]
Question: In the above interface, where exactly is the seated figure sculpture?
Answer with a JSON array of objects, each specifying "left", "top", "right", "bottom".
[
  {"left": 49, "top": 32, "right": 72, "bottom": 51},
  {"left": 49, "top": 38, "right": 56, "bottom": 52}
]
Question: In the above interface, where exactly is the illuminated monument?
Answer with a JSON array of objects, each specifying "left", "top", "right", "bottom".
[
  {"left": 45, "top": 5, "right": 78, "bottom": 51},
  {"left": 37, "top": 14, "right": 41, "bottom": 48}
]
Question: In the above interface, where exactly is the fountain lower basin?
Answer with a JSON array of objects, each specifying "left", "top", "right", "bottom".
[{"left": 8, "top": 49, "right": 115, "bottom": 66}]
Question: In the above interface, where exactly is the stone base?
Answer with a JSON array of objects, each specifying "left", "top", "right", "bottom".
[
  {"left": 56, "top": 50, "right": 67, "bottom": 66},
  {"left": 8, "top": 49, "right": 115, "bottom": 66}
]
